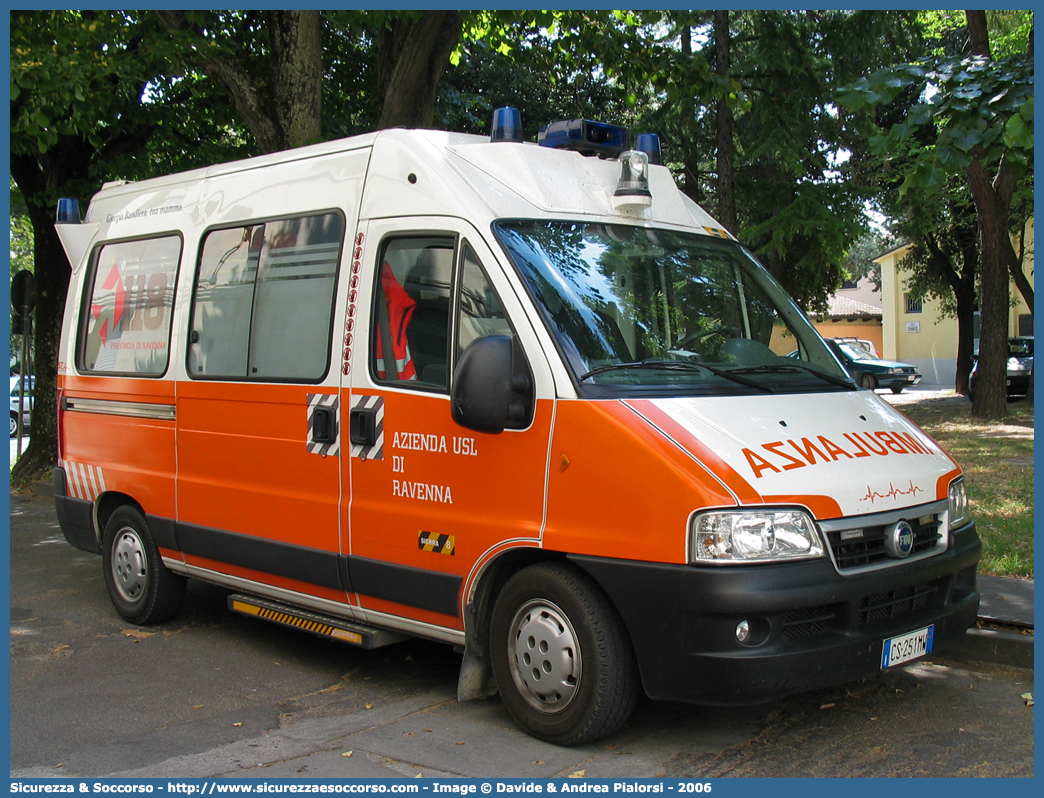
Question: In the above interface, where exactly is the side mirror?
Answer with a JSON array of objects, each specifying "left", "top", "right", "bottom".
[{"left": 451, "top": 336, "right": 530, "bottom": 434}]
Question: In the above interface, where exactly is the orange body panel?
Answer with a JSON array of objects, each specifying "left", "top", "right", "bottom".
[
  {"left": 936, "top": 467, "right": 963, "bottom": 502},
  {"left": 543, "top": 400, "right": 738, "bottom": 564},
  {"left": 177, "top": 380, "right": 341, "bottom": 552},
  {"left": 58, "top": 375, "right": 177, "bottom": 519},
  {"left": 347, "top": 390, "right": 554, "bottom": 620},
  {"left": 623, "top": 398, "right": 764, "bottom": 505}
]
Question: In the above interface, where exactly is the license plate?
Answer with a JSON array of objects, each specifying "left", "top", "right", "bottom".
[{"left": 881, "top": 625, "right": 934, "bottom": 669}]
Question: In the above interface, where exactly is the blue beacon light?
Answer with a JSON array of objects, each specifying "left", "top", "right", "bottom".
[
  {"left": 634, "top": 133, "right": 662, "bottom": 166},
  {"left": 490, "top": 107, "right": 523, "bottom": 143},
  {"left": 56, "top": 197, "right": 81, "bottom": 224}
]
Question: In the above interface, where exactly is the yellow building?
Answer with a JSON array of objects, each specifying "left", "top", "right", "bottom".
[{"left": 874, "top": 219, "right": 1034, "bottom": 387}]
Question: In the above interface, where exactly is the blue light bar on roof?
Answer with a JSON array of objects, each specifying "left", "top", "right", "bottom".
[{"left": 537, "top": 119, "right": 628, "bottom": 157}]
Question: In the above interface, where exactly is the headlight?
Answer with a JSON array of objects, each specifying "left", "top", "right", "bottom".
[
  {"left": 691, "top": 510, "right": 824, "bottom": 563},
  {"left": 948, "top": 478, "right": 970, "bottom": 530}
]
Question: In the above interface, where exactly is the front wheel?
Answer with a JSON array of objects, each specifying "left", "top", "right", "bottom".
[
  {"left": 102, "top": 506, "right": 186, "bottom": 625},
  {"left": 10, "top": 412, "right": 18, "bottom": 438},
  {"left": 890, "top": 386, "right": 904, "bottom": 395},
  {"left": 490, "top": 563, "right": 637, "bottom": 745},
  {"left": 859, "top": 373, "right": 877, "bottom": 390}
]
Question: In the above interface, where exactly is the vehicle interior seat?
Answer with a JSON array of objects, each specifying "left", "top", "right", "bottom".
[{"left": 404, "top": 246, "right": 454, "bottom": 386}]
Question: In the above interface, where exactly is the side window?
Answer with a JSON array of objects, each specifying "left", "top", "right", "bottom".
[
  {"left": 372, "top": 236, "right": 455, "bottom": 389},
  {"left": 458, "top": 242, "right": 513, "bottom": 356},
  {"left": 371, "top": 236, "right": 529, "bottom": 428},
  {"left": 78, "top": 235, "right": 181, "bottom": 375},
  {"left": 189, "top": 212, "right": 344, "bottom": 381},
  {"left": 456, "top": 241, "right": 533, "bottom": 430}
]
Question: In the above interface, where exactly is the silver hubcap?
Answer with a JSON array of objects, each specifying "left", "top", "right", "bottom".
[
  {"left": 112, "top": 527, "right": 148, "bottom": 604},
  {"left": 508, "top": 599, "right": 581, "bottom": 713}
]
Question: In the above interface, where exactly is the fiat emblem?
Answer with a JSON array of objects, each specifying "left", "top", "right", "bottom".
[{"left": 885, "top": 520, "right": 915, "bottom": 559}]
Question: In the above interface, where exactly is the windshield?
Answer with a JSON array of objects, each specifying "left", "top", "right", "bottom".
[
  {"left": 494, "top": 221, "right": 853, "bottom": 397},
  {"left": 1010, "top": 338, "right": 1033, "bottom": 357},
  {"left": 837, "top": 341, "right": 878, "bottom": 361}
]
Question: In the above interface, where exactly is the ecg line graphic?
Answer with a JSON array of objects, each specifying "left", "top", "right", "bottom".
[{"left": 860, "top": 480, "right": 925, "bottom": 504}]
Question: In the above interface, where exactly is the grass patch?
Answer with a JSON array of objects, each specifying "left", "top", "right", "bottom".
[{"left": 893, "top": 395, "right": 1034, "bottom": 578}]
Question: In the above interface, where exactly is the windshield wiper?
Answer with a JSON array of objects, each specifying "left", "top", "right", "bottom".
[
  {"left": 580, "top": 360, "right": 774, "bottom": 393},
  {"left": 728, "top": 363, "right": 855, "bottom": 389}
]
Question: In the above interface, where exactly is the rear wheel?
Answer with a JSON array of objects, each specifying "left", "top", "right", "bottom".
[
  {"left": 10, "top": 412, "right": 18, "bottom": 438},
  {"left": 102, "top": 506, "right": 186, "bottom": 625},
  {"left": 859, "top": 373, "right": 877, "bottom": 390},
  {"left": 490, "top": 563, "right": 637, "bottom": 745},
  {"left": 890, "top": 386, "right": 904, "bottom": 394}
]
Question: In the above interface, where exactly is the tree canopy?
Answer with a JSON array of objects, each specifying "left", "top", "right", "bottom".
[
  {"left": 839, "top": 9, "right": 1034, "bottom": 418},
  {"left": 8, "top": 9, "right": 1036, "bottom": 481}
]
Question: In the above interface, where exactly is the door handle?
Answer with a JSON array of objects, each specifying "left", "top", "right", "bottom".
[
  {"left": 349, "top": 406, "right": 378, "bottom": 447},
  {"left": 312, "top": 406, "right": 337, "bottom": 444}
]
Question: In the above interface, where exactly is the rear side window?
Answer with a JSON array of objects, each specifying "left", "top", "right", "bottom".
[
  {"left": 188, "top": 212, "right": 344, "bottom": 382},
  {"left": 78, "top": 235, "right": 181, "bottom": 375}
]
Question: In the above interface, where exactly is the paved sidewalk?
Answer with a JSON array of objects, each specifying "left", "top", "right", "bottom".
[{"left": 950, "top": 574, "right": 1034, "bottom": 670}]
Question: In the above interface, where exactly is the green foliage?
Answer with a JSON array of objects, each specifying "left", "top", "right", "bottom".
[
  {"left": 892, "top": 176, "right": 979, "bottom": 318},
  {"left": 839, "top": 52, "right": 1034, "bottom": 193},
  {"left": 436, "top": 32, "right": 631, "bottom": 138},
  {"left": 8, "top": 206, "right": 34, "bottom": 280},
  {"left": 687, "top": 10, "right": 926, "bottom": 310}
]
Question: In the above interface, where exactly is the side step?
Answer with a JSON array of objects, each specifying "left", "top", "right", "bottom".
[{"left": 227, "top": 594, "right": 408, "bottom": 649}]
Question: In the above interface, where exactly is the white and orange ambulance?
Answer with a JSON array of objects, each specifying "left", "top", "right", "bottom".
[{"left": 53, "top": 111, "right": 980, "bottom": 745}]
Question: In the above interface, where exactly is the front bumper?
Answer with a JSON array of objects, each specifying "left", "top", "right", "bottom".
[
  {"left": 1005, "top": 372, "right": 1032, "bottom": 396},
  {"left": 877, "top": 372, "right": 922, "bottom": 389},
  {"left": 569, "top": 521, "right": 980, "bottom": 705}
]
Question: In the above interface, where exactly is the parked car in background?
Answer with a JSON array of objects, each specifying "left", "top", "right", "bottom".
[
  {"left": 969, "top": 336, "right": 1033, "bottom": 401},
  {"left": 825, "top": 339, "right": 922, "bottom": 394},
  {"left": 10, "top": 375, "right": 34, "bottom": 437},
  {"left": 831, "top": 336, "right": 879, "bottom": 358}
]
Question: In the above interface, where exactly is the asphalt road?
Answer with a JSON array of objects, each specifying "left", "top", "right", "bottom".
[{"left": 9, "top": 490, "right": 1034, "bottom": 779}]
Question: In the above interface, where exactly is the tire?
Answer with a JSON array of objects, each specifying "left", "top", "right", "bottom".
[
  {"left": 10, "top": 412, "right": 18, "bottom": 438},
  {"left": 490, "top": 563, "right": 637, "bottom": 745},
  {"left": 890, "top": 386, "right": 903, "bottom": 394},
  {"left": 102, "top": 506, "right": 186, "bottom": 625},
  {"left": 859, "top": 373, "right": 877, "bottom": 390}
]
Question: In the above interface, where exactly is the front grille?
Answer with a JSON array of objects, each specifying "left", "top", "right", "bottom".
[
  {"left": 858, "top": 581, "right": 939, "bottom": 627},
  {"left": 825, "top": 513, "right": 943, "bottom": 570},
  {"left": 782, "top": 605, "right": 837, "bottom": 639}
]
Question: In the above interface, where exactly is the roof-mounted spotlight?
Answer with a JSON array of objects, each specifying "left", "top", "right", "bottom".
[
  {"left": 490, "top": 107, "right": 523, "bottom": 143},
  {"left": 613, "top": 150, "right": 653, "bottom": 214}
]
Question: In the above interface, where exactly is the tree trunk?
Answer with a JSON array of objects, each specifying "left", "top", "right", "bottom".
[
  {"left": 10, "top": 155, "right": 73, "bottom": 488},
  {"left": 156, "top": 10, "right": 323, "bottom": 153},
  {"left": 953, "top": 278, "right": 977, "bottom": 396},
  {"left": 268, "top": 10, "right": 323, "bottom": 149},
  {"left": 376, "top": 11, "right": 462, "bottom": 129},
  {"left": 966, "top": 152, "right": 1015, "bottom": 419},
  {"left": 963, "top": 11, "right": 1019, "bottom": 419},
  {"left": 966, "top": 10, "right": 992, "bottom": 57},
  {"left": 713, "top": 10, "right": 737, "bottom": 233},
  {"left": 1007, "top": 241, "right": 1034, "bottom": 311}
]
